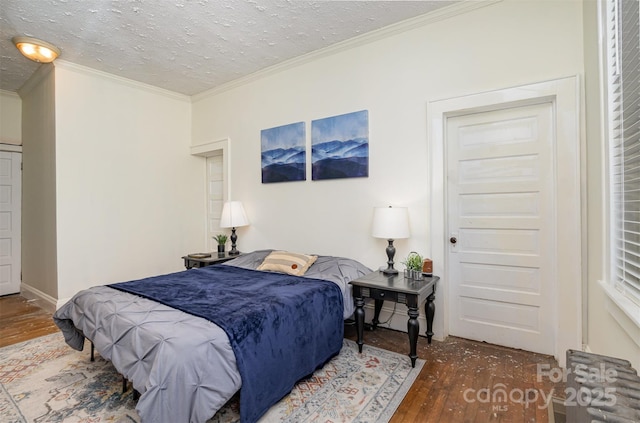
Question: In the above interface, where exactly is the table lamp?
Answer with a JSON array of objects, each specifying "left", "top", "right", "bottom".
[
  {"left": 220, "top": 201, "right": 249, "bottom": 255},
  {"left": 371, "top": 206, "right": 410, "bottom": 275}
]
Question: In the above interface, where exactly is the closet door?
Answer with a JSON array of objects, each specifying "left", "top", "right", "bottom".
[{"left": 447, "top": 103, "right": 555, "bottom": 355}]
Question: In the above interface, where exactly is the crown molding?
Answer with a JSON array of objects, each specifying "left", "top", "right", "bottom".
[
  {"left": 53, "top": 60, "right": 191, "bottom": 102},
  {"left": 192, "top": 0, "right": 501, "bottom": 102}
]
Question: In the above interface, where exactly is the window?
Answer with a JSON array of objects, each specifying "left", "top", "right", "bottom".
[{"left": 607, "top": 0, "right": 640, "bottom": 307}]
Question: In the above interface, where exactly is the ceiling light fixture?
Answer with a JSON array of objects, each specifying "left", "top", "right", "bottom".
[{"left": 12, "top": 36, "right": 60, "bottom": 63}]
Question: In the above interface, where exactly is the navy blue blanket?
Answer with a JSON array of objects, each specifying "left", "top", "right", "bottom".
[{"left": 108, "top": 265, "right": 344, "bottom": 423}]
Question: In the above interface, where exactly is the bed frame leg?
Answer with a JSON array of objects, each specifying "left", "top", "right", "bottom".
[
  {"left": 122, "top": 377, "right": 140, "bottom": 400},
  {"left": 90, "top": 340, "right": 139, "bottom": 401}
]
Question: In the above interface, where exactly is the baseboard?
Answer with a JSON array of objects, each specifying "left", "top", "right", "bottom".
[{"left": 20, "top": 283, "right": 58, "bottom": 314}]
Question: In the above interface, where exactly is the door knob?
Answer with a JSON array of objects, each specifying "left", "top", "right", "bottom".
[{"left": 450, "top": 236, "right": 457, "bottom": 244}]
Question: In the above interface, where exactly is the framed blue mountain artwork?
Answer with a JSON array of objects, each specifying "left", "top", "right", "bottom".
[
  {"left": 311, "top": 110, "right": 369, "bottom": 180},
  {"left": 261, "top": 122, "right": 306, "bottom": 183}
]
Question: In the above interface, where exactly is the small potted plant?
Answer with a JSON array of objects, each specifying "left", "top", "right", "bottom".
[
  {"left": 214, "top": 234, "right": 228, "bottom": 254},
  {"left": 403, "top": 251, "right": 424, "bottom": 280}
]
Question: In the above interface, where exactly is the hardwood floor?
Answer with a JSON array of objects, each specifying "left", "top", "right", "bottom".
[
  {"left": 344, "top": 323, "right": 563, "bottom": 423},
  {"left": 0, "top": 294, "right": 59, "bottom": 348},
  {"left": 0, "top": 294, "right": 563, "bottom": 422}
]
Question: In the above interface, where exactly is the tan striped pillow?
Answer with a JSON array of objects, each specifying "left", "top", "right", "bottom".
[{"left": 257, "top": 251, "right": 318, "bottom": 276}]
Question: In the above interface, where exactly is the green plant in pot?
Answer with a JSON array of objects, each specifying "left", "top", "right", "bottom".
[
  {"left": 214, "top": 234, "right": 228, "bottom": 254},
  {"left": 402, "top": 251, "right": 423, "bottom": 280}
]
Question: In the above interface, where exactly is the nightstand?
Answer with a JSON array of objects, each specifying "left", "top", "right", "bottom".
[
  {"left": 349, "top": 270, "right": 438, "bottom": 367},
  {"left": 182, "top": 252, "right": 242, "bottom": 269}
]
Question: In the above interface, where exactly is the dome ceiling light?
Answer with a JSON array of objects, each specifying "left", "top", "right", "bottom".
[{"left": 12, "top": 36, "right": 60, "bottom": 63}]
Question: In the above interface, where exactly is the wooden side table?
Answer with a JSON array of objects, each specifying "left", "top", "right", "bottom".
[
  {"left": 182, "top": 252, "right": 241, "bottom": 269},
  {"left": 349, "top": 270, "right": 438, "bottom": 367}
]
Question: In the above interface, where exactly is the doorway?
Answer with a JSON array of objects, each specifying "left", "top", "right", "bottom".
[
  {"left": 206, "top": 153, "right": 224, "bottom": 251},
  {"left": 428, "top": 77, "right": 582, "bottom": 365},
  {"left": 0, "top": 151, "right": 21, "bottom": 296},
  {"left": 446, "top": 102, "right": 555, "bottom": 354}
]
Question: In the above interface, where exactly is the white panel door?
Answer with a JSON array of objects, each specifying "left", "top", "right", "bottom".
[
  {"left": 447, "top": 103, "right": 555, "bottom": 355},
  {"left": 206, "top": 154, "right": 224, "bottom": 251},
  {"left": 0, "top": 151, "right": 21, "bottom": 296}
]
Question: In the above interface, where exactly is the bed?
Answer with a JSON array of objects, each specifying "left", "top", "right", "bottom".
[{"left": 53, "top": 250, "right": 371, "bottom": 423}]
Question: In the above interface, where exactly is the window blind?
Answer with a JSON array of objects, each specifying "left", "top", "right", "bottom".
[{"left": 609, "top": 0, "right": 640, "bottom": 305}]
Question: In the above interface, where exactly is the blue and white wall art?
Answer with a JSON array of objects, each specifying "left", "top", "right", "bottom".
[
  {"left": 311, "top": 110, "right": 369, "bottom": 180},
  {"left": 261, "top": 122, "right": 306, "bottom": 183}
]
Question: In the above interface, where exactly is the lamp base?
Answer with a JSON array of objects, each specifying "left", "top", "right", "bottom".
[
  {"left": 382, "top": 239, "right": 397, "bottom": 275},
  {"left": 382, "top": 267, "right": 399, "bottom": 275},
  {"left": 229, "top": 227, "right": 240, "bottom": 255}
]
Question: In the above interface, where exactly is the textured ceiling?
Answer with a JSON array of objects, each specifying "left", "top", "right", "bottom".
[{"left": 0, "top": 0, "right": 457, "bottom": 96}]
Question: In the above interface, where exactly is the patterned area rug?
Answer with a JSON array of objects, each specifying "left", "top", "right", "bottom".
[{"left": 1, "top": 333, "right": 423, "bottom": 422}]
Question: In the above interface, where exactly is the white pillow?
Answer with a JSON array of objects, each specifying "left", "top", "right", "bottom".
[{"left": 257, "top": 251, "right": 318, "bottom": 276}]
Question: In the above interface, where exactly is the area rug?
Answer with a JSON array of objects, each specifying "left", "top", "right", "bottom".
[{"left": 0, "top": 333, "right": 423, "bottom": 423}]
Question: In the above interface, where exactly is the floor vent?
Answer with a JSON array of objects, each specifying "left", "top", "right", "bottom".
[{"left": 565, "top": 350, "right": 640, "bottom": 423}]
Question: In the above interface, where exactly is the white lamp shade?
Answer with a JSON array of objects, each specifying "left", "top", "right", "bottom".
[
  {"left": 220, "top": 201, "right": 249, "bottom": 228},
  {"left": 371, "top": 206, "right": 410, "bottom": 239}
]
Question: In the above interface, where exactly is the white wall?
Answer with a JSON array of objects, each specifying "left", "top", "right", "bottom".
[
  {"left": 0, "top": 89, "right": 22, "bottom": 145},
  {"left": 21, "top": 65, "right": 58, "bottom": 299},
  {"left": 192, "top": 0, "right": 585, "bottom": 338},
  {"left": 53, "top": 62, "right": 205, "bottom": 300}
]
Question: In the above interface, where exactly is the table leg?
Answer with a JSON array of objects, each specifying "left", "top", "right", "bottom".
[
  {"left": 371, "top": 299, "right": 383, "bottom": 329},
  {"left": 425, "top": 290, "right": 435, "bottom": 344},
  {"left": 355, "top": 296, "right": 365, "bottom": 353},
  {"left": 407, "top": 306, "right": 419, "bottom": 368}
]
